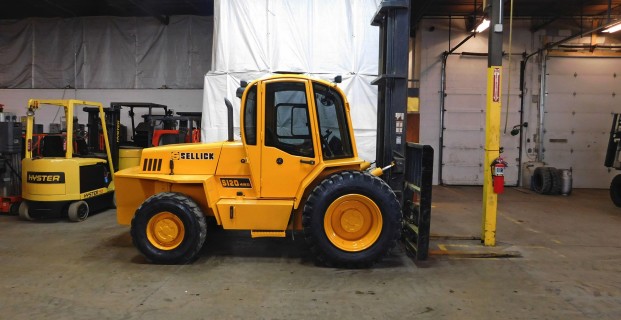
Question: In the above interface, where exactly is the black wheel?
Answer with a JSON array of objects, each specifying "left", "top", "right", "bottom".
[
  {"left": 18, "top": 201, "right": 33, "bottom": 221},
  {"left": 130, "top": 192, "right": 206, "bottom": 264},
  {"left": 549, "top": 167, "right": 562, "bottom": 195},
  {"left": 68, "top": 201, "right": 89, "bottom": 222},
  {"left": 610, "top": 175, "right": 621, "bottom": 207},
  {"left": 532, "top": 167, "right": 552, "bottom": 194},
  {"left": 302, "top": 171, "right": 401, "bottom": 268}
]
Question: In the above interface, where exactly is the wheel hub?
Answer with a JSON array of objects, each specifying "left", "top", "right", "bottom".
[
  {"left": 324, "top": 194, "right": 383, "bottom": 252},
  {"left": 147, "top": 212, "right": 185, "bottom": 250},
  {"left": 341, "top": 209, "right": 364, "bottom": 233}
]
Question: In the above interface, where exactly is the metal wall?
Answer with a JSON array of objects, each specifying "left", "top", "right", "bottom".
[
  {"left": 543, "top": 56, "right": 621, "bottom": 188},
  {"left": 442, "top": 54, "right": 522, "bottom": 185},
  {"left": 419, "top": 19, "right": 533, "bottom": 186}
]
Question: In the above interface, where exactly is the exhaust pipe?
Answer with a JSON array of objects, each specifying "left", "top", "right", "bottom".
[{"left": 224, "top": 98, "right": 234, "bottom": 142}]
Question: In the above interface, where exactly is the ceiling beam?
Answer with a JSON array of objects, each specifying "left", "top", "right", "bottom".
[
  {"left": 126, "top": 0, "right": 169, "bottom": 25},
  {"left": 41, "top": 0, "right": 78, "bottom": 17}
]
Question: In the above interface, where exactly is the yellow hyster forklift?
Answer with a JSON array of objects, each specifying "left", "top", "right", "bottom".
[
  {"left": 115, "top": 2, "right": 431, "bottom": 267},
  {"left": 20, "top": 99, "right": 118, "bottom": 222}
]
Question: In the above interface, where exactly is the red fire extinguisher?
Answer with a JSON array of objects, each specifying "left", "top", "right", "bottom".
[{"left": 491, "top": 157, "right": 508, "bottom": 194}]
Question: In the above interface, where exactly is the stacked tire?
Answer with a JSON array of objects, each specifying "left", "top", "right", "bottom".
[{"left": 532, "top": 166, "right": 563, "bottom": 195}]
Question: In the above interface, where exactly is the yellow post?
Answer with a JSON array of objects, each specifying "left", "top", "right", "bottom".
[
  {"left": 482, "top": 66, "right": 502, "bottom": 246},
  {"left": 481, "top": 0, "right": 504, "bottom": 247}
]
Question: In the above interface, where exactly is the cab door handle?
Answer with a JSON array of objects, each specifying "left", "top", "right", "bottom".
[{"left": 300, "top": 159, "right": 315, "bottom": 165}]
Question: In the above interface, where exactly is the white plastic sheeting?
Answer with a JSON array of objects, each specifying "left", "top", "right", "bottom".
[
  {"left": 0, "top": 16, "right": 212, "bottom": 89},
  {"left": 203, "top": 0, "right": 381, "bottom": 162}
]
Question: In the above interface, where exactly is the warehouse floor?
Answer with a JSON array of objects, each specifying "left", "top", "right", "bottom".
[{"left": 1, "top": 186, "right": 620, "bottom": 319}]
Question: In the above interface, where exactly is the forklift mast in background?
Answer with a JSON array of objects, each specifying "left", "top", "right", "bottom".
[
  {"left": 84, "top": 106, "right": 121, "bottom": 172},
  {"left": 371, "top": 0, "right": 410, "bottom": 202},
  {"left": 110, "top": 102, "right": 169, "bottom": 148}
]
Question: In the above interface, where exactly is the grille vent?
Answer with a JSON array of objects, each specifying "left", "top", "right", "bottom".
[{"left": 142, "top": 158, "right": 163, "bottom": 172}]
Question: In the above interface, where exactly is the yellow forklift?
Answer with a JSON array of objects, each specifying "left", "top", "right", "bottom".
[
  {"left": 114, "top": 2, "right": 432, "bottom": 267},
  {"left": 20, "top": 99, "right": 117, "bottom": 222}
]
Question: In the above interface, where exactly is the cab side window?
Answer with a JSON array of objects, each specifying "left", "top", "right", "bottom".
[
  {"left": 264, "top": 82, "right": 314, "bottom": 158},
  {"left": 243, "top": 84, "right": 258, "bottom": 145},
  {"left": 313, "top": 84, "right": 353, "bottom": 159}
]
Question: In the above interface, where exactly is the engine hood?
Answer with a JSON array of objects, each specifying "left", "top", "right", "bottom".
[{"left": 137, "top": 141, "right": 243, "bottom": 175}]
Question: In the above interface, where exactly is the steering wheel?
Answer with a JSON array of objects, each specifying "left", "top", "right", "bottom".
[{"left": 321, "top": 129, "right": 334, "bottom": 157}]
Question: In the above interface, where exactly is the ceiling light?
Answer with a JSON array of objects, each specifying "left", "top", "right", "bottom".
[
  {"left": 474, "top": 19, "right": 490, "bottom": 33},
  {"left": 602, "top": 22, "right": 621, "bottom": 33}
]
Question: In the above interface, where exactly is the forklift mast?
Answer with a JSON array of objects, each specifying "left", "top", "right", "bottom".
[
  {"left": 371, "top": 0, "right": 410, "bottom": 201},
  {"left": 84, "top": 106, "right": 121, "bottom": 172}
]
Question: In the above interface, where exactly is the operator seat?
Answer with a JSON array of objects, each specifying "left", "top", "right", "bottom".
[{"left": 41, "top": 135, "right": 65, "bottom": 157}]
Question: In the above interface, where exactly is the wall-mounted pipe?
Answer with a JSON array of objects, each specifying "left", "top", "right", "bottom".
[
  {"left": 537, "top": 54, "right": 547, "bottom": 163},
  {"left": 439, "top": 53, "right": 448, "bottom": 184},
  {"left": 525, "top": 22, "right": 617, "bottom": 60},
  {"left": 516, "top": 58, "right": 527, "bottom": 186}
]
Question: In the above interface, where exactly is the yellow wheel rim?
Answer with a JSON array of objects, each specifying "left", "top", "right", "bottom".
[
  {"left": 324, "top": 194, "right": 382, "bottom": 252},
  {"left": 146, "top": 212, "right": 185, "bottom": 250}
]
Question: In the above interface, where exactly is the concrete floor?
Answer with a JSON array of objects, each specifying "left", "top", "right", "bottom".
[{"left": 1, "top": 186, "right": 620, "bottom": 319}]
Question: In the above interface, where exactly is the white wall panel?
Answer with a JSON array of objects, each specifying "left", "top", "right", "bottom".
[
  {"left": 441, "top": 54, "right": 521, "bottom": 185},
  {"left": 544, "top": 57, "right": 621, "bottom": 188},
  {"left": 419, "top": 19, "right": 535, "bottom": 185}
]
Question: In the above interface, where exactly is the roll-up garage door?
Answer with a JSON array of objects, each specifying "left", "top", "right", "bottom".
[
  {"left": 543, "top": 56, "right": 620, "bottom": 188},
  {"left": 441, "top": 54, "right": 521, "bottom": 185}
]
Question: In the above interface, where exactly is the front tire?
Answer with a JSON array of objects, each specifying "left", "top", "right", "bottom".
[
  {"left": 302, "top": 171, "right": 401, "bottom": 268},
  {"left": 18, "top": 201, "right": 33, "bottom": 221},
  {"left": 68, "top": 201, "right": 89, "bottom": 222},
  {"left": 131, "top": 192, "right": 206, "bottom": 264},
  {"left": 610, "top": 174, "right": 621, "bottom": 207}
]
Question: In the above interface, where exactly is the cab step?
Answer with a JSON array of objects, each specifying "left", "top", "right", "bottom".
[{"left": 250, "top": 230, "right": 286, "bottom": 238}]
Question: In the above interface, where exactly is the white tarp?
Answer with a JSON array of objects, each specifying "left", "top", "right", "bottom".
[{"left": 203, "top": 0, "right": 380, "bottom": 162}]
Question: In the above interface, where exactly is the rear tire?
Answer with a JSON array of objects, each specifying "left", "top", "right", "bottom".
[
  {"left": 302, "top": 171, "right": 401, "bottom": 268},
  {"left": 18, "top": 201, "right": 33, "bottom": 221},
  {"left": 68, "top": 201, "right": 89, "bottom": 222},
  {"left": 131, "top": 192, "right": 206, "bottom": 264},
  {"left": 610, "top": 174, "right": 621, "bottom": 207}
]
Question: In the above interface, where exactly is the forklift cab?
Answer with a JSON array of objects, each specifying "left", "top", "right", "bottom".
[
  {"left": 110, "top": 102, "right": 169, "bottom": 148},
  {"left": 238, "top": 76, "right": 357, "bottom": 199},
  {"left": 146, "top": 113, "right": 202, "bottom": 147}
]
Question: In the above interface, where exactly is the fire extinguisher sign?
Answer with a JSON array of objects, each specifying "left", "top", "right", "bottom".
[{"left": 492, "top": 67, "right": 501, "bottom": 102}]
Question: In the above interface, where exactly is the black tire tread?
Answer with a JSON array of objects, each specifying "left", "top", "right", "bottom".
[
  {"left": 549, "top": 167, "right": 563, "bottom": 195},
  {"left": 532, "top": 167, "right": 553, "bottom": 195},
  {"left": 130, "top": 192, "right": 206, "bottom": 264},
  {"left": 302, "top": 171, "right": 401, "bottom": 268},
  {"left": 610, "top": 175, "right": 621, "bottom": 207}
]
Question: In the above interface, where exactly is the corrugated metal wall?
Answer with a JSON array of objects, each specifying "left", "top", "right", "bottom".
[
  {"left": 543, "top": 56, "right": 621, "bottom": 188},
  {"left": 442, "top": 54, "right": 522, "bottom": 185}
]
